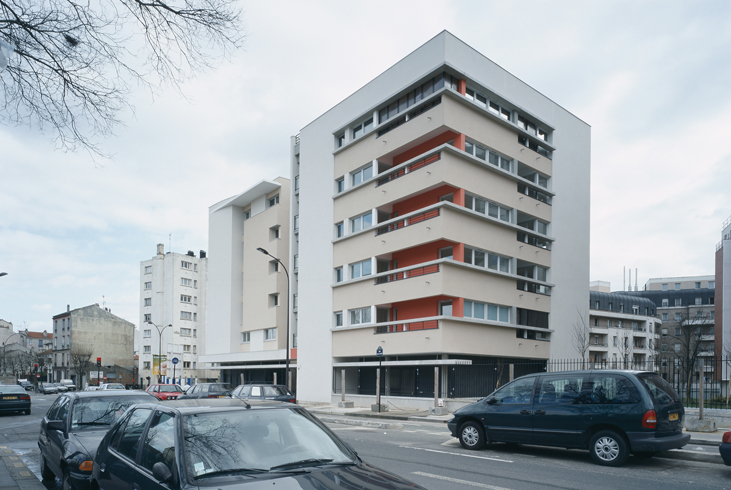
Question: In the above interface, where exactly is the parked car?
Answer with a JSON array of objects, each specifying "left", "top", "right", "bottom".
[
  {"left": 54, "top": 383, "right": 68, "bottom": 393},
  {"left": 91, "top": 398, "right": 426, "bottom": 490},
  {"left": 60, "top": 379, "right": 77, "bottom": 391},
  {"left": 17, "top": 379, "right": 33, "bottom": 391},
  {"left": 177, "top": 382, "right": 233, "bottom": 399},
  {"left": 98, "top": 383, "right": 126, "bottom": 390},
  {"left": 38, "top": 382, "right": 59, "bottom": 395},
  {"left": 38, "top": 390, "right": 158, "bottom": 489},
  {"left": 232, "top": 384, "right": 296, "bottom": 403},
  {"left": 0, "top": 385, "right": 31, "bottom": 415},
  {"left": 447, "top": 370, "right": 690, "bottom": 466},
  {"left": 146, "top": 384, "right": 184, "bottom": 400},
  {"left": 720, "top": 431, "right": 731, "bottom": 465}
]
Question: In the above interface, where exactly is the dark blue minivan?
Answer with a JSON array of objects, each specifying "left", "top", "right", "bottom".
[{"left": 447, "top": 370, "right": 689, "bottom": 466}]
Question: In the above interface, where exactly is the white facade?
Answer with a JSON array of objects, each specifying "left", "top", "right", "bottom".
[
  {"left": 138, "top": 244, "right": 208, "bottom": 385},
  {"left": 293, "top": 31, "right": 590, "bottom": 404},
  {"left": 202, "top": 178, "right": 292, "bottom": 386}
]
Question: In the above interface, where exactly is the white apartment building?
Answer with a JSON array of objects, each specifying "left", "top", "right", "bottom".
[
  {"left": 138, "top": 244, "right": 209, "bottom": 386},
  {"left": 292, "top": 31, "right": 590, "bottom": 406},
  {"left": 202, "top": 178, "right": 292, "bottom": 387}
]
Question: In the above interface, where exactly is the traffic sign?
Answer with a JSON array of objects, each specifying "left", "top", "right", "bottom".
[
  {"left": 172, "top": 357, "right": 179, "bottom": 365},
  {"left": 376, "top": 346, "right": 383, "bottom": 357}
]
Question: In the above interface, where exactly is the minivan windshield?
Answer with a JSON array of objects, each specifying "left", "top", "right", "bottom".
[{"left": 637, "top": 374, "right": 679, "bottom": 404}]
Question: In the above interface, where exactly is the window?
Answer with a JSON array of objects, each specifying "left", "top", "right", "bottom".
[
  {"left": 335, "top": 312, "right": 343, "bottom": 327},
  {"left": 117, "top": 409, "right": 153, "bottom": 461},
  {"left": 465, "top": 194, "right": 510, "bottom": 222},
  {"left": 439, "top": 247, "right": 453, "bottom": 259},
  {"left": 336, "top": 178, "right": 344, "bottom": 194},
  {"left": 335, "top": 222, "right": 344, "bottom": 238},
  {"left": 268, "top": 195, "right": 279, "bottom": 207},
  {"left": 607, "top": 319, "right": 612, "bottom": 328},
  {"left": 490, "top": 376, "right": 534, "bottom": 405},
  {"left": 352, "top": 118, "right": 373, "bottom": 139},
  {"left": 675, "top": 298, "right": 682, "bottom": 307},
  {"left": 143, "top": 329, "right": 151, "bottom": 338},
  {"left": 695, "top": 297, "right": 702, "bottom": 305},
  {"left": 270, "top": 293, "right": 279, "bottom": 307},
  {"left": 269, "top": 260, "right": 279, "bottom": 274},
  {"left": 145, "top": 266, "right": 152, "bottom": 274},
  {"left": 180, "top": 311, "right": 192, "bottom": 320},
  {"left": 464, "top": 300, "right": 510, "bottom": 322},
  {"left": 144, "top": 314, "right": 151, "bottom": 322},
  {"left": 270, "top": 225, "right": 280, "bottom": 240},
  {"left": 350, "top": 307, "right": 371, "bottom": 324},
  {"left": 662, "top": 298, "right": 668, "bottom": 307},
  {"left": 350, "top": 259, "right": 372, "bottom": 279},
  {"left": 144, "top": 282, "right": 152, "bottom": 290},
  {"left": 181, "top": 278, "right": 192, "bottom": 287},
  {"left": 351, "top": 211, "right": 373, "bottom": 233},
  {"left": 711, "top": 311, "right": 716, "bottom": 320},
  {"left": 180, "top": 295, "right": 191, "bottom": 303},
  {"left": 662, "top": 313, "right": 668, "bottom": 322},
  {"left": 675, "top": 313, "right": 682, "bottom": 322},
  {"left": 488, "top": 100, "right": 511, "bottom": 121},
  {"left": 140, "top": 413, "right": 175, "bottom": 474},
  {"left": 695, "top": 282, "right": 701, "bottom": 289},
  {"left": 709, "top": 281, "right": 715, "bottom": 289},
  {"left": 336, "top": 134, "right": 345, "bottom": 148},
  {"left": 143, "top": 361, "right": 151, "bottom": 370},
  {"left": 335, "top": 267, "right": 343, "bottom": 283},
  {"left": 674, "top": 344, "right": 681, "bottom": 353},
  {"left": 674, "top": 283, "right": 681, "bottom": 290},
  {"left": 244, "top": 210, "right": 251, "bottom": 220},
  {"left": 377, "top": 72, "right": 453, "bottom": 125},
  {"left": 351, "top": 165, "right": 373, "bottom": 186},
  {"left": 183, "top": 345, "right": 191, "bottom": 352},
  {"left": 265, "top": 328, "right": 276, "bottom": 341},
  {"left": 464, "top": 247, "right": 511, "bottom": 273},
  {"left": 143, "top": 346, "right": 151, "bottom": 353},
  {"left": 180, "top": 328, "right": 191, "bottom": 336},
  {"left": 144, "top": 298, "right": 151, "bottom": 306},
  {"left": 662, "top": 283, "right": 668, "bottom": 291},
  {"left": 464, "top": 139, "right": 512, "bottom": 171},
  {"left": 242, "top": 332, "right": 250, "bottom": 343},
  {"left": 181, "top": 261, "right": 192, "bottom": 269}
]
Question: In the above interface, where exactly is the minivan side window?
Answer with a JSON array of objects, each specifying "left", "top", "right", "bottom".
[
  {"left": 535, "top": 374, "right": 584, "bottom": 405},
  {"left": 492, "top": 377, "right": 535, "bottom": 404},
  {"left": 586, "top": 374, "right": 641, "bottom": 404}
]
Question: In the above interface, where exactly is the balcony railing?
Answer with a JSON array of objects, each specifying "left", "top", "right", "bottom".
[
  {"left": 589, "top": 342, "right": 609, "bottom": 347},
  {"left": 375, "top": 208, "right": 440, "bottom": 236},
  {"left": 375, "top": 264, "right": 439, "bottom": 285},
  {"left": 517, "top": 280, "right": 551, "bottom": 296},
  {"left": 374, "top": 320, "right": 439, "bottom": 334},
  {"left": 517, "top": 231, "right": 551, "bottom": 250},
  {"left": 376, "top": 153, "right": 441, "bottom": 187},
  {"left": 517, "top": 183, "right": 552, "bottom": 205}
]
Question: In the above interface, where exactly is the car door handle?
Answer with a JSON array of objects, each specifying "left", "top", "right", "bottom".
[
  {"left": 534, "top": 410, "right": 546, "bottom": 415},
  {"left": 520, "top": 409, "right": 531, "bottom": 415},
  {"left": 99, "top": 463, "right": 105, "bottom": 473}
]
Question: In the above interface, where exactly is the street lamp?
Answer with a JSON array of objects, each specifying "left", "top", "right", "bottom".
[
  {"left": 147, "top": 321, "right": 171, "bottom": 384},
  {"left": 257, "top": 247, "right": 291, "bottom": 391},
  {"left": 0, "top": 272, "right": 7, "bottom": 277},
  {"left": 2, "top": 332, "right": 21, "bottom": 376}
]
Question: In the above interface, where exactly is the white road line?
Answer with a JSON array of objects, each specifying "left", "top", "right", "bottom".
[
  {"left": 400, "top": 446, "right": 513, "bottom": 463},
  {"left": 412, "top": 472, "right": 513, "bottom": 489}
]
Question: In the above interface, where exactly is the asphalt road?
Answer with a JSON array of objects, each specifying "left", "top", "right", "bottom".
[{"left": 3, "top": 393, "right": 731, "bottom": 490}]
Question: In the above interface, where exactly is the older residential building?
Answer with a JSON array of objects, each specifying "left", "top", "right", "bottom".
[
  {"left": 717, "top": 217, "right": 731, "bottom": 365},
  {"left": 52, "top": 304, "right": 135, "bottom": 385},
  {"left": 21, "top": 329, "right": 53, "bottom": 352},
  {"left": 202, "top": 178, "right": 292, "bottom": 386},
  {"left": 139, "top": 244, "right": 209, "bottom": 386},
  {"left": 291, "top": 31, "right": 590, "bottom": 406}
]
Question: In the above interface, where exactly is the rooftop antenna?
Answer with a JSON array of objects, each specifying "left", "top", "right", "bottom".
[
  {"left": 169, "top": 233, "right": 172, "bottom": 254},
  {"left": 635, "top": 268, "right": 638, "bottom": 291},
  {"left": 623, "top": 266, "right": 626, "bottom": 291},
  {"left": 102, "top": 295, "right": 106, "bottom": 309}
]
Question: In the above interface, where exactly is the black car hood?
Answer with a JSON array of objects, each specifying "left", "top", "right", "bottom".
[
  {"left": 193, "top": 463, "right": 424, "bottom": 489},
  {"left": 69, "top": 428, "right": 109, "bottom": 459}
]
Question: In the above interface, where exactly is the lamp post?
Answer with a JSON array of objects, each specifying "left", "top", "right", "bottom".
[
  {"left": 0, "top": 272, "right": 7, "bottom": 277},
  {"left": 2, "top": 332, "right": 21, "bottom": 376},
  {"left": 257, "top": 247, "right": 291, "bottom": 391},
  {"left": 147, "top": 321, "right": 171, "bottom": 384}
]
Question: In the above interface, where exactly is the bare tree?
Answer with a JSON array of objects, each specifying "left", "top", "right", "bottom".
[
  {"left": 571, "top": 310, "right": 590, "bottom": 369},
  {"left": 69, "top": 342, "right": 94, "bottom": 388},
  {"left": 616, "top": 329, "right": 633, "bottom": 369},
  {"left": 667, "top": 310, "right": 710, "bottom": 403},
  {"left": 0, "top": 0, "right": 244, "bottom": 155}
]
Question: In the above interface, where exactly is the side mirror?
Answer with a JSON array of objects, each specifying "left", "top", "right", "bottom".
[
  {"left": 152, "top": 462, "right": 173, "bottom": 483},
  {"left": 485, "top": 396, "right": 497, "bottom": 405},
  {"left": 47, "top": 420, "right": 66, "bottom": 432}
]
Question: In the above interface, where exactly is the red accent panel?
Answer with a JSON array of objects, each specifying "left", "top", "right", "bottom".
[
  {"left": 454, "top": 133, "right": 466, "bottom": 151},
  {"left": 290, "top": 348, "right": 297, "bottom": 360},
  {"left": 392, "top": 240, "right": 455, "bottom": 268},
  {"left": 453, "top": 243, "right": 464, "bottom": 263},
  {"left": 392, "top": 295, "right": 459, "bottom": 321},
  {"left": 453, "top": 297, "right": 464, "bottom": 318},
  {"left": 392, "top": 185, "right": 455, "bottom": 216},
  {"left": 454, "top": 188, "right": 465, "bottom": 207},
  {"left": 393, "top": 131, "right": 458, "bottom": 166},
  {"left": 458, "top": 79, "right": 467, "bottom": 95}
]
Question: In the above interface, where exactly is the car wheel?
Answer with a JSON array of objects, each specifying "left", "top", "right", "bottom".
[
  {"left": 40, "top": 456, "right": 55, "bottom": 481},
  {"left": 24, "top": 408, "right": 31, "bottom": 415},
  {"left": 589, "top": 430, "right": 629, "bottom": 466},
  {"left": 459, "top": 421, "right": 486, "bottom": 450}
]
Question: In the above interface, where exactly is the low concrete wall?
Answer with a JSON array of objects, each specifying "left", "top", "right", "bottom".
[
  {"left": 685, "top": 409, "right": 731, "bottom": 429},
  {"left": 330, "top": 394, "right": 479, "bottom": 412}
]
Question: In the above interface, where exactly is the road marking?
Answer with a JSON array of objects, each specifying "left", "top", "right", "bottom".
[
  {"left": 413, "top": 472, "right": 513, "bottom": 489},
  {"left": 400, "top": 446, "right": 513, "bottom": 463},
  {"left": 19, "top": 471, "right": 32, "bottom": 477}
]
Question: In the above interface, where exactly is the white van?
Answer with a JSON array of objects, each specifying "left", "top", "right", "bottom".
[{"left": 59, "top": 379, "right": 76, "bottom": 391}]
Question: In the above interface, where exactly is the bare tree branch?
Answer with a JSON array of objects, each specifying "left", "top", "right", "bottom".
[{"left": 571, "top": 309, "right": 590, "bottom": 369}]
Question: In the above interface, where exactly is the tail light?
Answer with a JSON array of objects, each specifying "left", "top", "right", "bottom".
[
  {"left": 20, "top": 396, "right": 30, "bottom": 401},
  {"left": 289, "top": 398, "right": 296, "bottom": 403},
  {"left": 642, "top": 410, "right": 657, "bottom": 429},
  {"left": 723, "top": 432, "right": 731, "bottom": 444}
]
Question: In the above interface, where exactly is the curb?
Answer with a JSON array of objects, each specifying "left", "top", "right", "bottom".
[
  {"left": 655, "top": 448, "right": 723, "bottom": 465},
  {"left": 0, "top": 446, "right": 46, "bottom": 490},
  {"left": 318, "top": 416, "right": 404, "bottom": 430}
]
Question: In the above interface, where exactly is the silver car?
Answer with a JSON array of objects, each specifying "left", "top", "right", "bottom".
[{"left": 38, "top": 383, "right": 58, "bottom": 395}]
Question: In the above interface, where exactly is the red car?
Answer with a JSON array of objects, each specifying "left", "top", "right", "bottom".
[{"left": 146, "top": 383, "right": 184, "bottom": 400}]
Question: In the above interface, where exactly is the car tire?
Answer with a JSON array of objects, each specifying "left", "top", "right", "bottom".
[
  {"left": 589, "top": 430, "right": 629, "bottom": 466},
  {"left": 40, "top": 456, "right": 54, "bottom": 481},
  {"left": 459, "top": 421, "right": 486, "bottom": 450},
  {"left": 24, "top": 408, "right": 30, "bottom": 415}
]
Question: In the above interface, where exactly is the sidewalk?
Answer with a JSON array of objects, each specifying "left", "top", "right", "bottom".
[{"left": 0, "top": 446, "right": 45, "bottom": 490}]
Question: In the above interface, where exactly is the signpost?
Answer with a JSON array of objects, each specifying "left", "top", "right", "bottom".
[
  {"left": 172, "top": 357, "right": 179, "bottom": 385},
  {"left": 376, "top": 346, "right": 384, "bottom": 413}
]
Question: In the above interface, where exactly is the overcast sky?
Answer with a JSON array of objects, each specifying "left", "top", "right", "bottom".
[{"left": 1, "top": 1, "right": 730, "bottom": 333}]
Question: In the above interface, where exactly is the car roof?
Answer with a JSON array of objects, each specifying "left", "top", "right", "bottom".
[
  {"left": 65, "top": 390, "right": 156, "bottom": 399},
  {"left": 522, "top": 369, "right": 655, "bottom": 377},
  {"left": 131, "top": 398, "right": 296, "bottom": 416}
]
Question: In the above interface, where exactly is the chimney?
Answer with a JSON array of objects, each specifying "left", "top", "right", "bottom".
[
  {"left": 67, "top": 304, "right": 70, "bottom": 312},
  {"left": 187, "top": 250, "right": 195, "bottom": 257},
  {"left": 157, "top": 243, "right": 164, "bottom": 256},
  {"left": 200, "top": 250, "right": 207, "bottom": 259}
]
